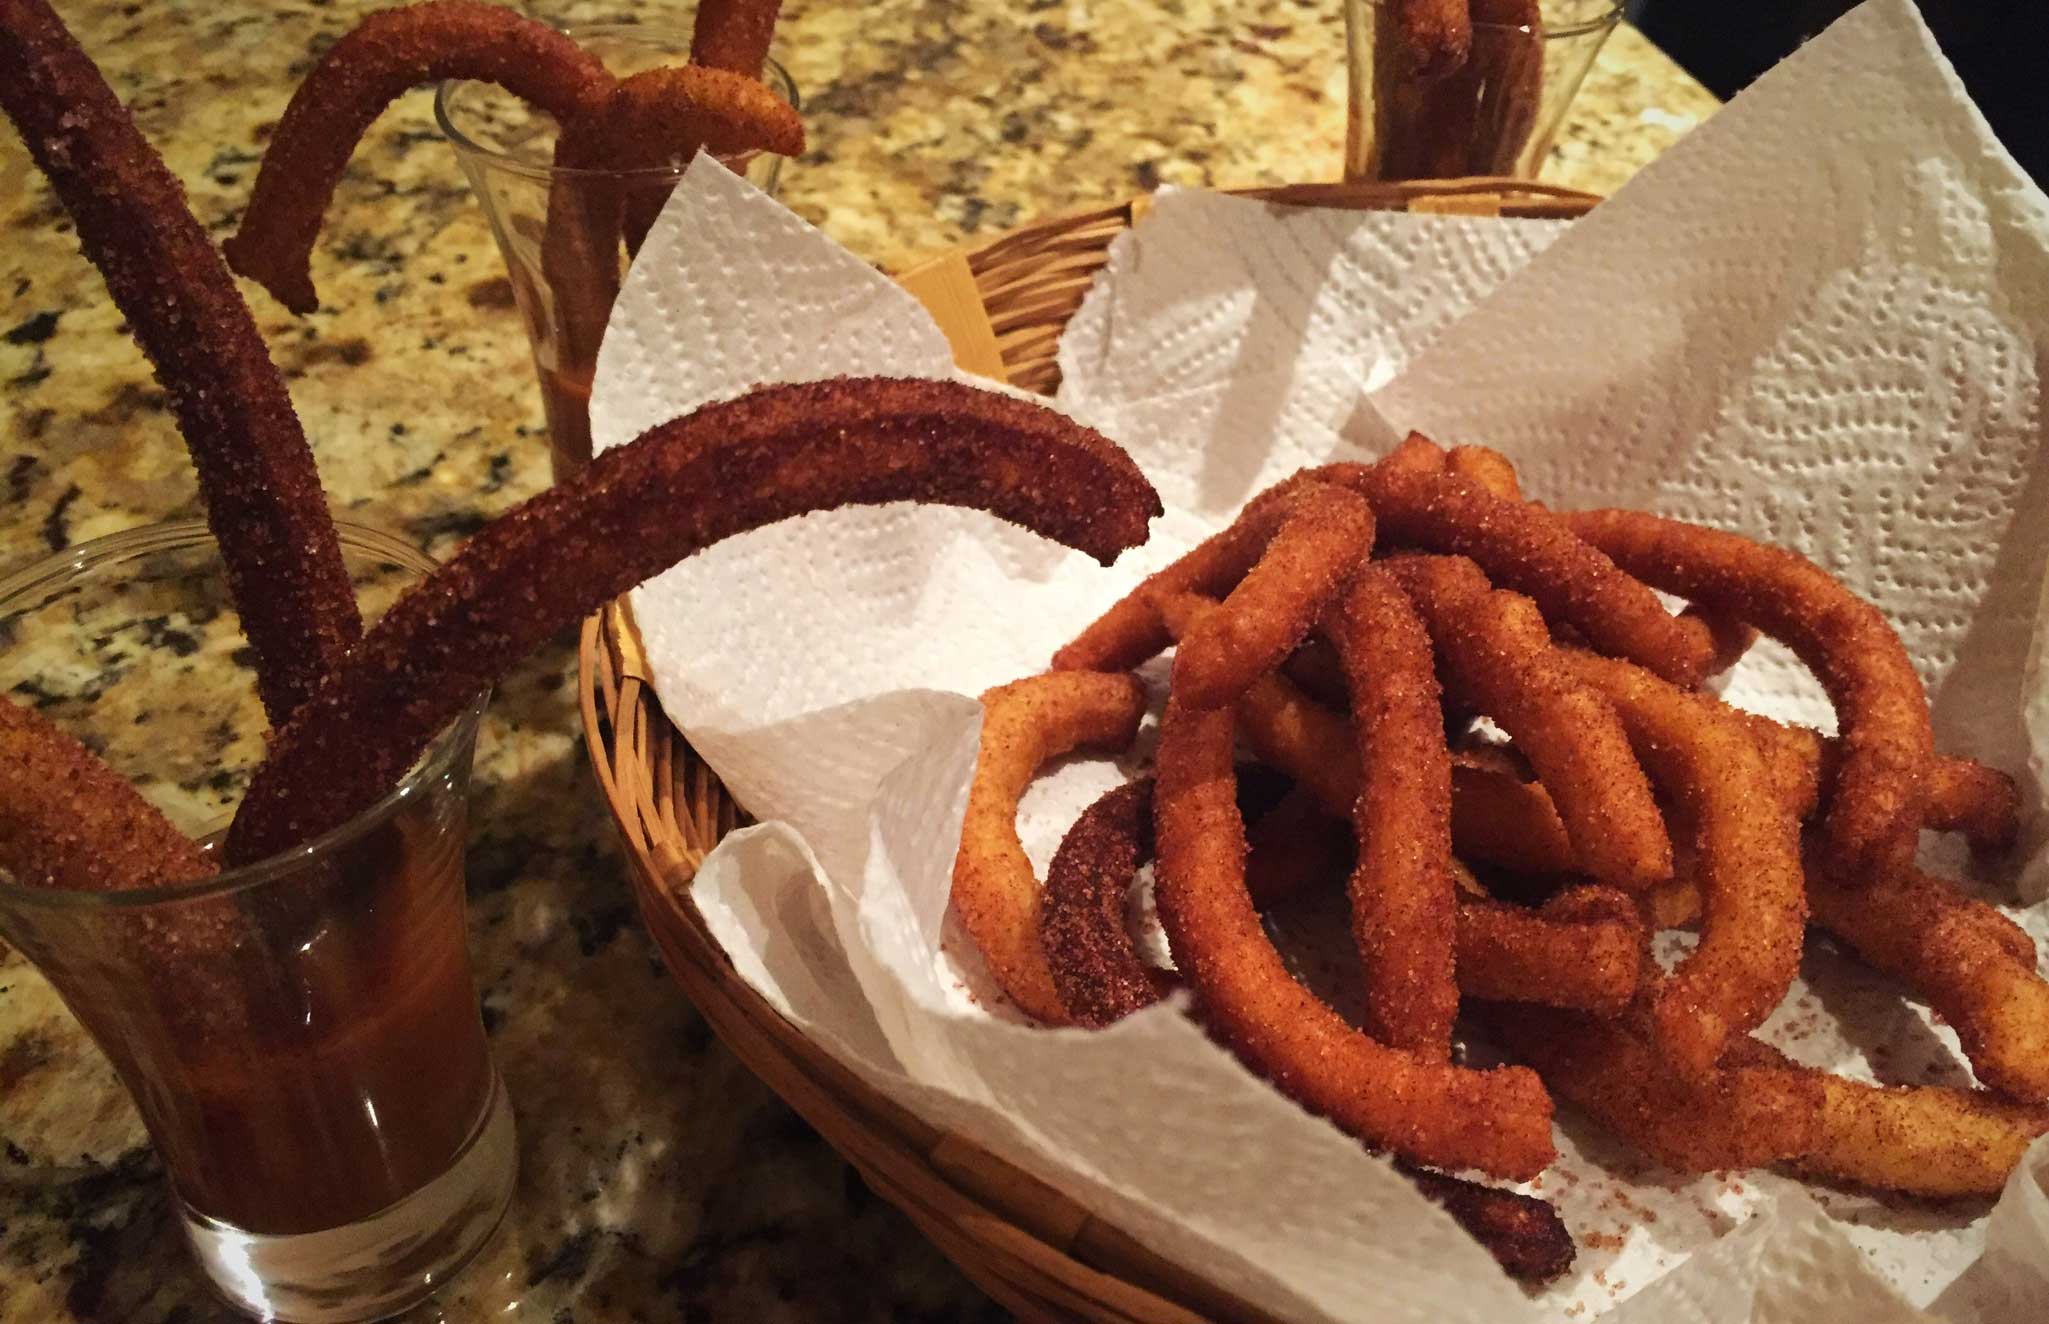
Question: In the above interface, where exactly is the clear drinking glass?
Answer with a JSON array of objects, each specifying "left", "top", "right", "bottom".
[
  {"left": 435, "top": 25, "right": 798, "bottom": 480},
  {"left": 1344, "top": 0, "right": 1623, "bottom": 181},
  {"left": 0, "top": 522, "right": 511, "bottom": 1323}
]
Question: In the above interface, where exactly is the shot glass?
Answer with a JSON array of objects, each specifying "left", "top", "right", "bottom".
[
  {"left": 435, "top": 24, "right": 797, "bottom": 480},
  {"left": 0, "top": 522, "right": 510, "bottom": 1323},
  {"left": 1344, "top": 0, "right": 1623, "bottom": 181}
]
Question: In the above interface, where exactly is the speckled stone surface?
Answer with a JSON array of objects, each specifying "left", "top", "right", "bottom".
[{"left": 0, "top": 1, "right": 1714, "bottom": 1319}]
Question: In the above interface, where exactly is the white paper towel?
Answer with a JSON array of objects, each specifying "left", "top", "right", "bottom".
[{"left": 589, "top": 2, "right": 2049, "bottom": 1317}]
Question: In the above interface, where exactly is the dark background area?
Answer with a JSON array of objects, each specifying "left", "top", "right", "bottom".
[{"left": 1630, "top": 0, "right": 2045, "bottom": 185}]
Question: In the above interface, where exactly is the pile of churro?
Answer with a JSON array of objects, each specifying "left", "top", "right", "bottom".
[{"left": 951, "top": 434, "right": 2042, "bottom": 1282}]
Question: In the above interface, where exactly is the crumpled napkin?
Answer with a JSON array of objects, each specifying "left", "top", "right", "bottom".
[{"left": 588, "top": 1, "right": 2049, "bottom": 1317}]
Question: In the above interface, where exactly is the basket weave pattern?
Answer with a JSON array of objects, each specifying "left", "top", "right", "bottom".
[{"left": 578, "top": 177, "right": 1598, "bottom": 1324}]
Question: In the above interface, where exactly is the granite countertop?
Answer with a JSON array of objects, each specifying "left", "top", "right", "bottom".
[{"left": 0, "top": 2, "right": 1716, "bottom": 1319}]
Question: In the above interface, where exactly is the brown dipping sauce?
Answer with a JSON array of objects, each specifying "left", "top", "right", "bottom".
[{"left": 69, "top": 807, "right": 494, "bottom": 1236}]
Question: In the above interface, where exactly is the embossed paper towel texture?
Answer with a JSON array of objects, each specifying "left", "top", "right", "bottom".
[{"left": 590, "top": 1, "right": 2049, "bottom": 1318}]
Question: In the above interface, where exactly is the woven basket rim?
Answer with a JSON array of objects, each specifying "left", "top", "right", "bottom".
[{"left": 579, "top": 176, "right": 1601, "bottom": 1324}]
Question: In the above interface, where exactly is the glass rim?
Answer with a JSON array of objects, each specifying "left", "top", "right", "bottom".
[
  {"left": 1367, "top": 0, "right": 1624, "bottom": 39},
  {"left": 432, "top": 22, "right": 799, "bottom": 183},
  {"left": 0, "top": 519, "right": 489, "bottom": 911}
]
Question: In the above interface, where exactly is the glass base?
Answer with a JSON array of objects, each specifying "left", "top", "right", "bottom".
[{"left": 180, "top": 1072, "right": 517, "bottom": 1322}]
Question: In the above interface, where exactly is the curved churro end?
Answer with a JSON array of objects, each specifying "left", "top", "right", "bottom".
[
  {"left": 225, "top": 0, "right": 614, "bottom": 314},
  {"left": 0, "top": 696, "right": 217, "bottom": 893},
  {"left": 1171, "top": 483, "right": 1375, "bottom": 712},
  {"left": 1398, "top": 1163, "right": 1575, "bottom": 1284},
  {"left": 1444, "top": 444, "right": 1521, "bottom": 500},
  {"left": 1565, "top": 508, "right": 1933, "bottom": 883},
  {"left": 578, "top": 63, "right": 805, "bottom": 172},
  {"left": 1052, "top": 485, "right": 1292, "bottom": 676},
  {"left": 1680, "top": 601, "right": 1760, "bottom": 679},
  {"left": 1040, "top": 777, "right": 1169, "bottom": 1028},
  {"left": 221, "top": 233, "right": 321, "bottom": 318},
  {"left": 955, "top": 671, "right": 1148, "bottom": 1025}
]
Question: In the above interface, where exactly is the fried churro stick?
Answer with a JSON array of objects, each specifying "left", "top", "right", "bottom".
[
  {"left": 1501, "top": 1004, "right": 2046, "bottom": 1195},
  {"left": 1, "top": 0, "right": 361, "bottom": 724},
  {"left": 1563, "top": 651, "right": 1807, "bottom": 1079},
  {"left": 1808, "top": 865, "right": 2049, "bottom": 1101},
  {"left": 1729, "top": 1040, "right": 2049, "bottom": 1199},
  {"left": 1375, "top": 0, "right": 1542, "bottom": 180},
  {"left": 1053, "top": 442, "right": 1448, "bottom": 680},
  {"left": 1324, "top": 564, "right": 1458, "bottom": 1057},
  {"left": 1051, "top": 483, "right": 1301, "bottom": 675},
  {"left": 1152, "top": 696, "right": 1556, "bottom": 1179},
  {"left": 226, "top": 377, "right": 1161, "bottom": 864},
  {"left": 1383, "top": 430, "right": 1452, "bottom": 474},
  {"left": 564, "top": 64, "right": 805, "bottom": 252},
  {"left": 0, "top": 697, "right": 216, "bottom": 893},
  {"left": 1805, "top": 1074, "right": 2049, "bottom": 1198},
  {"left": 224, "top": 0, "right": 615, "bottom": 315},
  {"left": 1039, "top": 776, "right": 1166, "bottom": 1028},
  {"left": 1387, "top": 555, "right": 1673, "bottom": 892},
  {"left": 1564, "top": 509, "right": 1935, "bottom": 883},
  {"left": 1449, "top": 745, "right": 1578, "bottom": 875},
  {"left": 540, "top": 63, "right": 806, "bottom": 370},
  {"left": 1310, "top": 461, "right": 1719, "bottom": 687},
  {"left": 1733, "top": 709, "right": 2019, "bottom": 852},
  {"left": 958, "top": 672, "right": 1147, "bottom": 1025},
  {"left": 1395, "top": 1164, "right": 1575, "bottom": 1284},
  {"left": 1580, "top": 862, "right": 2044, "bottom": 1183},
  {"left": 1170, "top": 484, "right": 1376, "bottom": 712},
  {"left": 1655, "top": 864, "right": 2040, "bottom": 1082},
  {"left": 1456, "top": 888, "right": 1643, "bottom": 1016},
  {"left": 1920, "top": 757, "right": 2024, "bottom": 852},
  {"left": 1484, "top": 1001, "right": 1825, "bottom": 1172},
  {"left": 1683, "top": 603, "right": 1760, "bottom": 679},
  {"left": 690, "top": 0, "right": 784, "bottom": 78},
  {"left": 1157, "top": 593, "right": 1588, "bottom": 878},
  {"left": 1420, "top": 443, "right": 1763, "bottom": 682}
]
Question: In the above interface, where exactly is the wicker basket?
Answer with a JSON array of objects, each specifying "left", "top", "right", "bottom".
[{"left": 577, "top": 177, "right": 1599, "bottom": 1324}]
